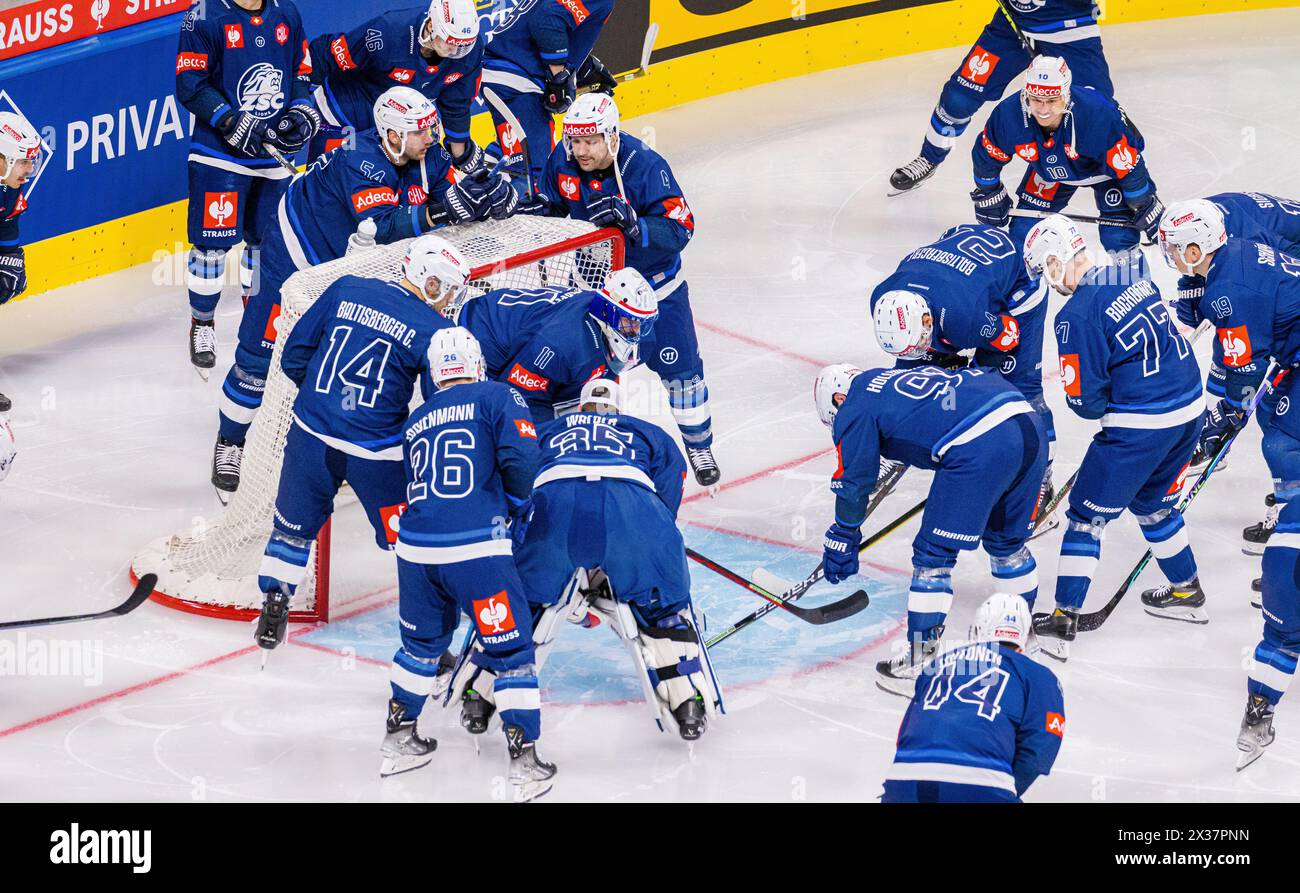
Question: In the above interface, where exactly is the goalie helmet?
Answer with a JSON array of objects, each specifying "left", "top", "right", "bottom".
[
  {"left": 590, "top": 268, "right": 657, "bottom": 370},
  {"left": 579, "top": 377, "right": 622, "bottom": 413},
  {"left": 873, "top": 290, "right": 933, "bottom": 359},
  {"left": 1158, "top": 199, "right": 1227, "bottom": 271},
  {"left": 419, "top": 0, "right": 479, "bottom": 59},
  {"left": 429, "top": 326, "right": 485, "bottom": 387},
  {"left": 970, "top": 592, "right": 1032, "bottom": 650},
  {"left": 0, "top": 111, "right": 40, "bottom": 172},
  {"left": 373, "top": 87, "right": 440, "bottom": 159},
  {"left": 562, "top": 92, "right": 619, "bottom": 161},
  {"left": 402, "top": 234, "right": 472, "bottom": 317},
  {"left": 813, "top": 363, "right": 862, "bottom": 429},
  {"left": 1023, "top": 214, "right": 1087, "bottom": 289},
  {"left": 1021, "top": 55, "right": 1072, "bottom": 113}
]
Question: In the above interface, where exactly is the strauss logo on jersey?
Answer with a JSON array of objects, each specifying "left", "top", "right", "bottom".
[
  {"left": 963, "top": 47, "right": 998, "bottom": 86},
  {"left": 1059, "top": 353, "right": 1081, "bottom": 397},
  {"left": 379, "top": 503, "right": 406, "bottom": 544},
  {"left": 225, "top": 23, "right": 242, "bottom": 48},
  {"left": 1025, "top": 171, "right": 1059, "bottom": 202},
  {"left": 1015, "top": 143, "right": 1039, "bottom": 162},
  {"left": 1107, "top": 135, "right": 1139, "bottom": 178},
  {"left": 351, "top": 186, "right": 398, "bottom": 213},
  {"left": 203, "top": 191, "right": 237, "bottom": 230},
  {"left": 236, "top": 63, "right": 285, "bottom": 118},
  {"left": 1218, "top": 325, "right": 1252, "bottom": 367},
  {"left": 473, "top": 592, "right": 518, "bottom": 642},
  {"left": 991, "top": 314, "right": 1020, "bottom": 351},
  {"left": 1167, "top": 461, "right": 1192, "bottom": 495},
  {"left": 496, "top": 121, "right": 523, "bottom": 157},
  {"left": 557, "top": 173, "right": 580, "bottom": 201},
  {"left": 663, "top": 196, "right": 695, "bottom": 232},
  {"left": 389, "top": 68, "right": 414, "bottom": 83}
]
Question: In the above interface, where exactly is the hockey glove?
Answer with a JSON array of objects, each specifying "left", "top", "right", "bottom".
[
  {"left": 441, "top": 169, "right": 494, "bottom": 223},
  {"left": 483, "top": 173, "right": 519, "bottom": 220},
  {"left": 266, "top": 103, "right": 322, "bottom": 153},
  {"left": 1197, "top": 399, "right": 1246, "bottom": 462},
  {"left": 516, "top": 191, "right": 553, "bottom": 216},
  {"left": 446, "top": 138, "right": 488, "bottom": 175},
  {"left": 542, "top": 67, "right": 577, "bottom": 115},
  {"left": 217, "top": 110, "right": 271, "bottom": 157},
  {"left": 576, "top": 54, "right": 618, "bottom": 95},
  {"left": 822, "top": 521, "right": 861, "bottom": 585},
  {"left": 0, "top": 248, "right": 26, "bottom": 305},
  {"left": 970, "top": 183, "right": 1011, "bottom": 228},
  {"left": 1174, "top": 275, "right": 1206, "bottom": 328},
  {"left": 507, "top": 495, "right": 533, "bottom": 550},
  {"left": 587, "top": 194, "right": 640, "bottom": 241},
  {"left": 1128, "top": 192, "right": 1166, "bottom": 243}
]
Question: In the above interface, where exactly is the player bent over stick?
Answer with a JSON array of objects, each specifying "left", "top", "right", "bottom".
[
  {"left": 1025, "top": 215, "right": 1205, "bottom": 658},
  {"left": 387, "top": 327, "right": 554, "bottom": 801},
  {"left": 457, "top": 377, "right": 722, "bottom": 742},
  {"left": 211, "top": 86, "right": 517, "bottom": 502},
  {"left": 253, "top": 234, "right": 470, "bottom": 648},
  {"left": 812, "top": 363, "right": 1046, "bottom": 695},
  {"left": 883, "top": 594, "right": 1065, "bottom": 803}
]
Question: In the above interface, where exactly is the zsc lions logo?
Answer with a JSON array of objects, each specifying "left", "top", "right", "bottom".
[
  {"left": 1009, "top": 0, "right": 1047, "bottom": 11},
  {"left": 236, "top": 63, "right": 285, "bottom": 119}
]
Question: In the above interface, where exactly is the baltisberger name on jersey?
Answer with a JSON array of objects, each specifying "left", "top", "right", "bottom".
[
  {"left": 336, "top": 300, "right": 418, "bottom": 348},
  {"left": 406, "top": 403, "right": 475, "bottom": 441},
  {"left": 906, "top": 246, "right": 978, "bottom": 276}
]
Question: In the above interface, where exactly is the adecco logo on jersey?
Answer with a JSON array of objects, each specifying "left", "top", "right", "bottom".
[
  {"left": 175, "top": 51, "right": 207, "bottom": 73},
  {"left": 329, "top": 35, "right": 356, "bottom": 71},
  {"left": 351, "top": 186, "right": 398, "bottom": 214},
  {"left": 507, "top": 363, "right": 549, "bottom": 392},
  {"left": 556, "top": 0, "right": 589, "bottom": 25}
]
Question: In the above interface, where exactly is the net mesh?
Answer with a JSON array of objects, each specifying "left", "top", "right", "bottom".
[{"left": 132, "top": 218, "right": 622, "bottom": 621}]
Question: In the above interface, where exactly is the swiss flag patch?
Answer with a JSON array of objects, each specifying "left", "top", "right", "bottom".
[
  {"left": 1046, "top": 711, "right": 1066, "bottom": 737},
  {"left": 378, "top": 503, "right": 406, "bottom": 544},
  {"left": 980, "top": 130, "right": 1010, "bottom": 163},
  {"left": 962, "top": 45, "right": 999, "bottom": 85},
  {"left": 514, "top": 419, "right": 538, "bottom": 439},
  {"left": 203, "top": 191, "right": 238, "bottom": 229},
  {"left": 1106, "top": 135, "right": 1140, "bottom": 178},
  {"left": 557, "top": 173, "right": 581, "bottom": 202},
  {"left": 473, "top": 592, "right": 517, "bottom": 637},
  {"left": 663, "top": 195, "right": 695, "bottom": 232},
  {"left": 991, "top": 314, "right": 1020, "bottom": 352},
  {"left": 1025, "top": 171, "right": 1060, "bottom": 201},
  {"left": 224, "top": 24, "right": 243, "bottom": 48},
  {"left": 1059, "top": 354, "right": 1082, "bottom": 397},
  {"left": 1218, "top": 325, "right": 1253, "bottom": 367}
]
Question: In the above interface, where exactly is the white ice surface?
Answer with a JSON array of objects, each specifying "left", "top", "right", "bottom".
[{"left": 1, "top": 9, "right": 1299, "bottom": 802}]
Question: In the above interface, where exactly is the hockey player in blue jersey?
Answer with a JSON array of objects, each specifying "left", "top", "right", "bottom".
[
  {"left": 890, "top": 0, "right": 1113, "bottom": 193},
  {"left": 251, "top": 235, "right": 470, "bottom": 648},
  {"left": 1022, "top": 216, "right": 1205, "bottom": 654},
  {"left": 458, "top": 267, "right": 659, "bottom": 423},
  {"left": 479, "top": 0, "right": 616, "bottom": 186},
  {"left": 305, "top": 0, "right": 486, "bottom": 171},
  {"left": 971, "top": 56, "right": 1163, "bottom": 256},
  {"left": 211, "top": 87, "right": 517, "bottom": 501},
  {"left": 483, "top": 377, "right": 722, "bottom": 740},
  {"left": 882, "top": 593, "right": 1065, "bottom": 802},
  {"left": 0, "top": 111, "right": 39, "bottom": 310},
  {"left": 386, "top": 326, "right": 554, "bottom": 801},
  {"left": 813, "top": 363, "right": 1046, "bottom": 694},
  {"left": 527, "top": 93, "right": 718, "bottom": 484},
  {"left": 870, "top": 223, "right": 1056, "bottom": 505},
  {"left": 176, "top": 0, "right": 320, "bottom": 377}
]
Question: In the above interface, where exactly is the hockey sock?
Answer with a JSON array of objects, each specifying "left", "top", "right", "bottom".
[
  {"left": 1248, "top": 642, "right": 1295, "bottom": 706},
  {"left": 388, "top": 648, "right": 445, "bottom": 719},
  {"left": 257, "top": 530, "right": 311, "bottom": 597},
  {"left": 492, "top": 664, "right": 541, "bottom": 742},
  {"left": 1136, "top": 509, "right": 1197, "bottom": 587},
  {"left": 1055, "top": 515, "right": 1103, "bottom": 611},
  {"left": 187, "top": 248, "right": 226, "bottom": 318},
  {"left": 240, "top": 246, "right": 256, "bottom": 299},
  {"left": 669, "top": 376, "right": 712, "bottom": 448},
  {"left": 218, "top": 363, "right": 265, "bottom": 442},
  {"left": 990, "top": 547, "right": 1039, "bottom": 611},
  {"left": 920, "top": 97, "right": 976, "bottom": 164},
  {"left": 907, "top": 565, "right": 953, "bottom": 640}
]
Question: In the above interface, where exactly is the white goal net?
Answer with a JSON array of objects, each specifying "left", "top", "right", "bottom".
[{"left": 132, "top": 218, "right": 624, "bottom": 622}]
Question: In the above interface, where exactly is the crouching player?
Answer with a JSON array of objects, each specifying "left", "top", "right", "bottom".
[
  {"left": 883, "top": 593, "right": 1065, "bottom": 803},
  {"left": 386, "top": 327, "right": 554, "bottom": 801},
  {"left": 813, "top": 363, "right": 1046, "bottom": 694},
  {"left": 494, "top": 378, "right": 723, "bottom": 740}
]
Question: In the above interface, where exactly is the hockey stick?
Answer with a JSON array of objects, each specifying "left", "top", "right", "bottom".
[
  {"left": 1009, "top": 208, "right": 1137, "bottom": 230},
  {"left": 685, "top": 547, "right": 870, "bottom": 625},
  {"left": 1078, "top": 364, "right": 1292, "bottom": 633},
  {"left": 577, "top": 22, "right": 659, "bottom": 95},
  {"left": 263, "top": 143, "right": 300, "bottom": 177},
  {"left": 992, "top": 0, "right": 1035, "bottom": 55},
  {"left": 706, "top": 497, "right": 927, "bottom": 649},
  {"left": 0, "top": 574, "right": 156, "bottom": 631},
  {"left": 480, "top": 87, "right": 533, "bottom": 197}
]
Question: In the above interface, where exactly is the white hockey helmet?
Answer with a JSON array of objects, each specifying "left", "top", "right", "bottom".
[
  {"left": 1021, "top": 55, "right": 1072, "bottom": 114},
  {"left": 1023, "top": 214, "right": 1088, "bottom": 290},
  {"left": 873, "top": 290, "right": 933, "bottom": 360},
  {"left": 1158, "top": 199, "right": 1227, "bottom": 272},
  {"left": 813, "top": 363, "right": 863, "bottom": 429},
  {"left": 579, "top": 377, "right": 622, "bottom": 413},
  {"left": 419, "top": 0, "right": 479, "bottom": 58},
  {"left": 562, "top": 92, "right": 620, "bottom": 161},
  {"left": 590, "top": 268, "right": 658, "bottom": 370},
  {"left": 373, "top": 87, "right": 440, "bottom": 159},
  {"left": 403, "top": 234, "right": 472, "bottom": 317},
  {"left": 970, "top": 592, "right": 1033, "bottom": 650},
  {"left": 0, "top": 111, "right": 40, "bottom": 175},
  {"left": 429, "top": 325, "right": 485, "bottom": 387}
]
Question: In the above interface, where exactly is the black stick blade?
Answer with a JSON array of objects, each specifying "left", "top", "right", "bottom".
[
  {"left": 114, "top": 574, "right": 157, "bottom": 617},
  {"left": 793, "top": 589, "right": 870, "bottom": 625}
]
